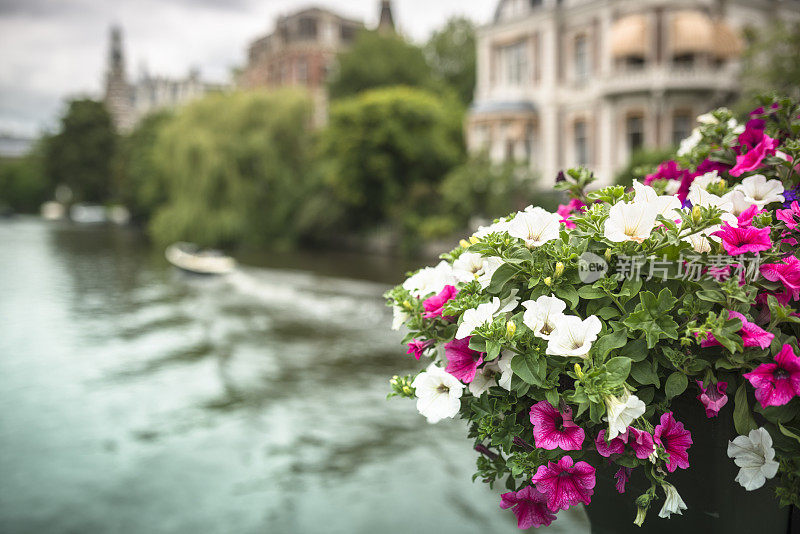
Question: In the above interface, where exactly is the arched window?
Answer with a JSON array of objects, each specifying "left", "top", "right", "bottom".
[{"left": 574, "top": 120, "right": 588, "bottom": 166}]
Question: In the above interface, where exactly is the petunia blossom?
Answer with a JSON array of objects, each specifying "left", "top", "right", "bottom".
[
  {"left": 604, "top": 391, "right": 646, "bottom": 440},
  {"left": 777, "top": 201, "right": 800, "bottom": 230},
  {"left": 738, "top": 118, "right": 766, "bottom": 149},
  {"left": 727, "top": 427, "right": 780, "bottom": 491},
  {"left": 456, "top": 293, "right": 520, "bottom": 339},
  {"left": 499, "top": 486, "right": 557, "bottom": 529},
  {"left": 733, "top": 174, "right": 785, "bottom": 208},
  {"left": 603, "top": 201, "right": 658, "bottom": 243},
  {"left": 632, "top": 181, "right": 682, "bottom": 221},
  {"left": 701, "top": 310, "right": 774, "bottom": 350},
  {"left": 614, "top": 467, "right": 632, "bottom": 494},
  {"left": 761, "top": 255, "right": 800, "bottom": 301},
  {"left": 658, "top": 482, "right": 688, "bottom": 518},
  {"left": 469, "top": 362, "right": 498, "bottom": 397},
  {"left": 729, "top": 134, "right": 779, "bottom": 177},
  {"left": 507, "top": 207, "right": 563, "bottom": 248},
  {"left": 556, "top": 198, "right": 586, "bottom": 229},
  {"left": 530, "top": 400, "right": 585, "bottom": 451},
  {"left": 452, "top": 253, "right": 504, "bottom": 289},
  {"left": 743, "top": 343, "right": 800, "bottom": 408},
  {"left": 545, "top": 315, "right": 602, "bottom": 358},
  {"left": 626, "top": 427, "right": 656, "bottom": 459},
  {"left": 736, "top": 204, "right": 765, "bottom": 227},
  {"left": 422, "top": 285, "right": 458, "bottom": 319},
  {"left": 654, "top": 412, "right": 693, "bottom": 473},
  {"left": 411, "top": 364, "right": 465, "bottom": 424},
  {"left": 532, "top": 456, "right": 596, "bottom": 512},
  {"left": 696, "top": 380, "right": 729, "bottom": 418},
  {"left": 444, "top": 337, "right": 484, "bottom": 383},
  {"left": 406, "top": 339, "right": 433, "bottom": 360},
  {"left": 594, "top": 429, "right": 625, "bottom": 457},
  {"left": 403, "top": 260, "right": 456, "bottom": 298},
  {"left": 711, "top": 223, "right": 772, "bottom": 256},
  {"left": 522, "top": 295, "right": 567, "bottom": 340}
]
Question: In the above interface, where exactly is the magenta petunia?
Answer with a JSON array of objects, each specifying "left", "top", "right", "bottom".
[
  {"left": 556, "top": 198, "right": 586, "bottom": 229},
  {"left": 594, "top": 429, "right": 625, "bottom": 457},
  {"left": 730, "top": 134, "right": 779, "bottom": 177},
  {"left": 711, "top": 223, "right": 772, "bottom": 256},
  {"left": 530, "top": 400, "right": 585, "bottom": 451},
  {"left": 614, "top": 467, "right": 632, "bottom": 494},
  {"left": 743, "top": 344, "right": 800, "bottom": 408},
  {"left": 422, "top": 284, "right": 458, "bottom": 319},
  {"left": 626, "top": 427, "right": 655, "bottom": 459},
  {"left": 737, "top": 204, "right": 765, "bottom": 227},
  {"left": 406, "top": 339, "right": 433, "bottom": 360},
  {"left": 653, "top": 412, "right": 693, "bottom": 473},
  {"left": 702, "top": 310, "right": 774, "bottom": 350},
  {"left": 737, "top": 118, "right": 766, "bottom": 150},
  {"left": 444, "top": 337, "right": 484, "bottom": 383},
  {"left": 777, "top": 201, "right": 800, "bottom": 230},
  {"left": 499, "top": 486, "right": 557, "bottom": 529},
  {"left": 696, "top": 380, "right": 729, "bottom": 418},
  {"left": 644, "top": 160, "right": 683, "bottom": 186},
  {"left": 761, "top": 255, "right": 800, "bottom": 301},
  {"left": 677, "top": 159, "right": 729, "bottom": 202},
  {"left": 532, "top": 456, "right": 596, "bottom": 511}
]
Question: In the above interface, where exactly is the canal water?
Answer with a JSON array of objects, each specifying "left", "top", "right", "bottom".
[{"left": 0, "top": 219, "right": 588, "bottom": 534}]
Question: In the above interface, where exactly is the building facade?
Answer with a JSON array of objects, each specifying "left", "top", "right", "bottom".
[
  {"left": 103, "top": 26, "right": 224, "bottom": 132},
  {"left": 468, "top": 0, "right": 800, "bottom": 186}
]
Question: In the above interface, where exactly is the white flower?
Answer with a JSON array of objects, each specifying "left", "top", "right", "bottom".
[
  {"left": 391, "top": 305, "right": 408, "bottom": 331},
  {"left": 403, "top": 260, "right": 456, "bottom": 298},
  {"left": 677, "top": 128, "right": 701, "bottom": 156},
  {"left": 687, "top": 187, "right": 734, "bottom": 213},
  {"left": 684, "top": 232, "right": 712, "bottom": 253},
  {"left": 603, "top": 202, "right": 658, "bottom": 243},
  {"left": 507, "top": 207, "right": 562, "bottom": 248},
  {"left": 453, "top": 253, "right": 504, "bottom": 289},
  {"left": 689, "top": 171, "right": 724, "bottom": 195},
  {"left": 455, "top": 292, "right": 519, "bottom": 339},
  {"left": 727, "top": 427, "right": 780, "bottom": 491},
  {"left": 522, "top": 295, "right": 567, "bottom": 340},
  {"left": 473, "top": 218, "right": 510, "bottom": 238},
  {"left": 604, "top": 391, "right": 646, "bottom": 440},
  {"left": 664, "top": 179, "right": 681, "bottom": 195},
  {"left": 632, "top": 181, "right": 682, "bottom": 221},
  {"left": 722, "top": 189, "right": 756, "bottom": 217},
  {"left": 658, "top": 482, "right": 688, "bottom": 518},
  {"left": 697, "top": 112, "right": 717, "bottom": 125},
  {"left": 412, "top": 364, "right": 465, "bottom": 424},
  {"left": 469, "top": 362, "right": 498, "bottom": 397},
  {"left": 734, "top": 174, "right": 785, "bottom": 208},
  {"left": 496, "top": 351, "right": 514, "bottom": 391},
  {"left": 545, "top": 315, "right": 601, "bottom": 358}
]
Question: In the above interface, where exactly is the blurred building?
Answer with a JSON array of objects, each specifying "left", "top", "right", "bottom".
[
  {"left": 103, "top": 26, "right": 225, "bottom": 132},
  {"left": 467, "top": 0, "right": 800, "bottom": 186}
]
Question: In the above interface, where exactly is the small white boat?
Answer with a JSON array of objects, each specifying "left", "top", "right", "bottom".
[{"left": 165, "top": 242, "right": 236, "bottom": 276}]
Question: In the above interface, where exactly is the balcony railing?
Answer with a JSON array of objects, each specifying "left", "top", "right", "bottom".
[{"left": 603, "top": 63, "right": 740, "bottom": 95}]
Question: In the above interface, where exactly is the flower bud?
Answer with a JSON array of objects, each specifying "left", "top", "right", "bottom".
[
  {"left": 402, "top": 385, "right": 412, "bottom": 395},
  {"left": 574, "top": 363, "right": 584, "bottom": 379},
  {"left": 402, "top": 300, "right": 413, "bottom": 310},
  {"left": 633, "top": 506, "right": 647, "bottom": 527},
  {"left": 692, "top": 205, "right": 702, "bottom": 224},
  {"left": 605, "top": 248, "right": 612, "bottom": 261},
  {"left": 554, "top": 262, "right": 565, "bottom": 278},
  {"left": 544, "top": 276, "right": 552, "bottom": 287},
  {"left": 506, "top": 320, "right": 517, "bottom": 338},
  {"left": 459, "top": 239, "right": 470, "bottom": 249},
  {"left": 469, "top": 236, "right": 480, "bottom": 244}
]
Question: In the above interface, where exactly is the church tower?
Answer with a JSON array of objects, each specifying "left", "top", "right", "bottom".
[
  {"left": 377, "top": 0, "right": 395, "bottom": 35},
  {"left": 104, "top": 26, "right": 134, "bottom": 132}
]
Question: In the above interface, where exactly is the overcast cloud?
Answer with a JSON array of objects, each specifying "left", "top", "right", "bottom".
[{"left": 0, "top": 0, "right": 495, "bottom": 137}]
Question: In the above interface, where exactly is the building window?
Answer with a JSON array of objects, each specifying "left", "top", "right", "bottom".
[
  {"left": 672, "top": 112, "right": 692, "bottom": 146},
  {"left": 574, "top": 35, "right": 589, "bottom": 83},
  {"left": 673, "top": 54, "right": 695, "bottom": 69},
  {"left": 627, "top": 115, "right": 644, "bottom": 153},
  {"left": 503, "top": 41, "right": 528, "bottom": 85},
  {"left": 297, "top": 58, "right": 308, "bottom": 84},
  {"left": 340, "top": 24, "right": 356, "bottom": 43},
  {"left": 298, "top": 17, "right": 318, "bottom": 39},
  {"left": 574, "top": 120, "right": 588, "bottom": 166}
]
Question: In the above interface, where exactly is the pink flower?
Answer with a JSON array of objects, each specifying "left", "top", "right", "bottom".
[
  {"left": 711, "top": 223, "right": 772, "bottom": 256},
  {"left": 444, "top": 337, "right": 484, "bottom": 383},
  {"left": 761, "top": 255, "right": 800, "bottom": 301},
  {"left": 530, "top": 400, "right": 585, "bottom": 451},
  {"left": 777, "top": 201, "right": 800, "bottom": 230},
  {"left": 556, "top": 198, "right": 586, "bottom": 229},
  {"left": 594, "top": 429, "right": 625, "bottom": 457},
  {"left": 653, "top": 412, "right": 692, "bottom": 473},
  {"left": 499, "top": 486, "right": 557, "bottom": 529},
  {"left": 532, "top": 456, "right": 596, "bottom": 511},
  {"left": 701, "top": 310, "right": 774, "bottom": 349},
  {"left": 737, "top": 205, "right": 765, "bottom": 227},
  {"left": 696, "top": 380, "right": 729, "bottom": 417},
  {"left": 730, "top": 134, "right": 778, "bottom": 177},
  {"left": 677, "top": 159, "right": 729, "bottom": 202},
  {"left": 626, "top": 427, "right": 655, "bottom": 459},
  {"left": 743, "top": 344, "right": 800, "bottom": 408},
  {"left": 406, "top": 339, "right": 433, "bottom": 360},
  {"left": 422, "top": 285, "right": 458, "bottom": 319},
  {"left": 737, "top": 118, "right": 766, "bottom": 150},
  {"left": 614, "top": 467, "right": 632, "bottom": 494},
  {"left": 644, "top": 160, "right": 683, "bottom": 186}
]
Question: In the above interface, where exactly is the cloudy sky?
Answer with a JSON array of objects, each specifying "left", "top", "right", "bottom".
[{"left": 0, "top": 0, "right": 495, "bottom": 137}]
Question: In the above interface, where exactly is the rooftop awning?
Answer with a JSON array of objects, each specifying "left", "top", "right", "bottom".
[
  {"left": 713, "top": 21, "right": 744, "bottom": 58},
  {"left": 610, "top": 14, "right": 649, "bottom": 58},
  {"left": 671, "top": 10, "right": 715, "bottom": 56}
]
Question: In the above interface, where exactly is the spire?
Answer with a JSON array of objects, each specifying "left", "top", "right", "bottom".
[
  {"left": 104, "top": 25, "right": 134, "bottom": 132},
  {"left": 378, "top": 0, "right": 395, "bottom": 35}
]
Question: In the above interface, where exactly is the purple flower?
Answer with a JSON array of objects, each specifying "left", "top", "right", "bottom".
[
  {"left": 422, "top": 285, "right": 458, "bottom": 319},
  {"left": 701, "top": 310, "right": 774, "bottom": 350},
  {"left": 743, "top": 344, "right": 800, "bottom": 408},
  {"left": 711, "top": 223, "right": 772, "bottom": 256},
  {"left": 654, "top": 412, "right": 693, "bottom": 473},
  {"left": 761, "top": 256, "right": 800, "bottom": 301},
  {"left": 406, "top": 339, "right": 433, "bottom": 360},
  {"left": 737, "top": 204, "right": 765, "bottom": 227},
  {"left": 626, "top": 427, "right": 655, "bottom": 459},
  {"left": 730, "top": 134, "right": 778, "bottom": 177},
  {"left": 500, "top": 486, "right": 557, "bottom": 529},
  {"left": 783, "top": 187, "right": 800, "bottom": 207},
  {"left": 529, "top": 400, "right": 585, "bottom": 451},
  {"left": 777, "top": 201, "right": 800, "bottom": 230},
  {"left": 594, "top": 429, "right": 625, "bottom": 457},
  {"left": 443, "top": 337, "right": 484, "bottom": 383},
  {"left": 696, "top": 380, "right": 729, "bottom": 418},
  {"left": 614, "top": 467, "right": 632, "bottom": 494},
  {"left": 737, "top": 118, "right": 766, "bottom": 150},
  {"left": 532, "top": 456, "right": 596, "bottom": 511}
]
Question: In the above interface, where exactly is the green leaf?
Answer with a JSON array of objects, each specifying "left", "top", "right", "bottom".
[
  {"left": 604, "top": 357, "right": 632, "bottom": 387},
  {"left": 778, "top": 421, "right": 800, "bottom": 445},
  {"left": 468, "top": 337, "right": 487, "bottom": 353},
  {"left": 487, "top": 263, "right": 518, "bottom": 294},
  {"left": 545, "top": 388, "right": 560, "bottom": 408},
  {"left": 577, "top": 285, "right": 607, "bottom": 300},
  {"left": 596, "top": 306, "right": 621, "bottom": 320},
  {"left": 664, "top": 372, "right": 688, "bottom": 399},
  {"left": 555, "top": 285, "right": 579, "bottom": 309},
  {"left": 619, "top": 337, "right": 648, "bottom": 362},
  {"left": 622, "top": 289, "right": 679, "bottom": 348},
  {"left": 511, "top": 353, "right": 546, "bottom": 386},
  {"left": 733, "top": 383, "right": 758, "bottom": 436},
  {"left": 594, "top": 328, "right": 629, "bottom": 361},
  {"left": 630, "top": 359, "right": 660, "bottom": 387}
]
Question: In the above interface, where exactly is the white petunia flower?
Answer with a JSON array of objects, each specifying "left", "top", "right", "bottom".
[
  {"left": 727, "top": 427, "right": 780, "bottom": 491},
  {"left": 658, "top": 482, "right": 688, "bottom": 518},
  {"left": 496, "top": 351, "right": 514, "bottom": 391},
  {"left": 472, "top": 218, "right": 510, "bottom": 238},
  {"left": 722, "top": 189, "right": 756, "bottom": 217},
  {"left": 522, "top": 295, "right": 567, "bottom": 340},
  {"left": 468, "top": 361, "right": 499, "bottom": 397},
  {"left": 687, "top": 187, "right": 734, "bottom": 213},
  {"left": 455, "top": 292, "right": 519, "bottom": 340},
  {"left": 689, "top": 171, "right": 724, "bottom": 195},
  {"left": 632, "top": 181, "right": 682, "bottom": 222},
  {"left": 453, "top": 253, "right": 504, "bottom": 289},
  {"left": 664, "top": 179, "right": 681, "bottom": 195},
  {"left": 412, "top": 364, "right": 465, "bottom": 424},
  {"left": 684, "top": 232, "right": 712, "bottom": 253},
  {"left": 733, "top": 174, "right": 785, "bottom": 208},
  {"left": 391, "top": 305, "right": 408, "bottom": 331},
  {"left": 603, "top": 202, "right": 658, "bottom": 243},
  {"left": 677, "top": 128, "right": 702, "bottom": 156},
  {"left": 476, "top": 257, "right": 504, "bottom": 289},
  {"left": 604, "top": 391, "right": 646, "bottom": 440},
  {"left": 403, "top": 260, "right": 456, "bottom": 298},
  {"left": 545, "top": 315, "right": 602, "bottom": 358},
  {"left": 697, "top": 112, "right": 717, "bottom": 124},
  {"left": 507, "top": 207, "right": 562, "bottom": 248}
]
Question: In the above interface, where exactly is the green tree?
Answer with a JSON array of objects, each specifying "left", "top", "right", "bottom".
[
  {"left": 740, "top": 21, "right": 800, "bottom": 102},
  {"left": 425, "top": 17, "right": 477, "bottom": 106},
  {"left": 147, "top": 90, "right": 324, "bottom": 249},
  {"left": 0, "top": 144, "right": 49, "bottom": 213},
  {"left": 320, "top": 86, "right": 464, "bottom": 233},
  {"left": 43, "top": 99, "right": 116, "bottom": 203},
  {"left": 328, "top": 31, "right": 435, "bottom": 100}
]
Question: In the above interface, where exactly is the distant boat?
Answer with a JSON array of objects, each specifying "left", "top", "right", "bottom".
[{"left": 165, "top": 242, "right": 236, "bottom": 276}]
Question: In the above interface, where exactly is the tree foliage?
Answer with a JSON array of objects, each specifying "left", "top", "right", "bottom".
[
  {"left": 424, "top": 17, "right": 477, "bottom": 106},
  {"left": 740, "top": 21, "right": 800, "bottom": 101},
  {"left": 0, "top": 146, "right": 49, "bottom": 213},
  {"left": 43, "top": 99, "right": 116, "bottom": 203}
]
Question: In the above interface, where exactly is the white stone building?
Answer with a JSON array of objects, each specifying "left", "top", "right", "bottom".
[{"left": 467, "top": 0, "right": 800, "bottom": 186}]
